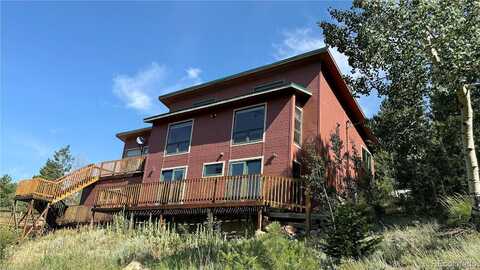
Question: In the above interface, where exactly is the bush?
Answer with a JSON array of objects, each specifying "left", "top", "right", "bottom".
[
  {"left": 440, "top": 194, "right": 472, "bottom": 227},
  {"left": 322, "top": 203, "right": 382, "bottom": 261},
  {"left": 0, "top": 226, "right": 18, "bottom": 260}
]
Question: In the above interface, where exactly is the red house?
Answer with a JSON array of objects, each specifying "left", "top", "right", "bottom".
[{"left": 14, "top": 48, "right": 375, "bottom": 231}]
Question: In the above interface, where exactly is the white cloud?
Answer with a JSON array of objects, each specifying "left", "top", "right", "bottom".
[
  {"left": 113, "top": 62, "right": 167, "bottom": 112},
  {"left": 273, "top": 27, "right": 352, "bottom": 76},
  {"left": 113, "top": 63, "right": 204, "bottom": 113},
  {"left": 186, "top": 67, "right": 202, "bottom": 80}
]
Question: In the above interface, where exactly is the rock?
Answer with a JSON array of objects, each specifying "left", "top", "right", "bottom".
[{"left": 123, "top": 261, "right": 149, "bottom": 270}]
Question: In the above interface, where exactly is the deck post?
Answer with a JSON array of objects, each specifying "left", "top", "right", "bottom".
[
  {"left": 257, "top": 208, "right": 263, "bottom": 231},
  {"left": 305, "top": 190, "right": 312, "bottom": 238},
  {"left": 159, "top": 214, "right": 164, "bottom": 226},
  {"left": 207, "top": 209, "right": 214, "bottom": 231},
  {"left": 90, "top": 209, "right": 95, "bottom": 228},
  {"left": 129, "top": 212, "right": 134, "bottom": 230},
  {"left": 12, "top": 200, "right": 17, "bottom": 228}
]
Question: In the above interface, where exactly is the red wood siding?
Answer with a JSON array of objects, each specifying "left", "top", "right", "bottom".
[{"left": 143, "top": 94, "right": 295, "bottom": 183}]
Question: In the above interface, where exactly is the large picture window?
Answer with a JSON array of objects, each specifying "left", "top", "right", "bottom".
[
  {"left": 232, "top": 105, "right": 265, "bottom": 144},
  {"left": 165, "top": 120, "right": 193, "bottom": 155},
  {"left": 294, "top": 106, "right": 302, "bottom": 146},
  {"left": 161, "top": 167, "right": 186, "bottom": 182}
]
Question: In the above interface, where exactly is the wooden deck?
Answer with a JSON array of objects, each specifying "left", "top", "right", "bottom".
[
  {"left": 14, "top": 156, "right": 146, "bottom": 203},
  {"left": 94, "top": 175, "right": 306, "bottom": 213}
]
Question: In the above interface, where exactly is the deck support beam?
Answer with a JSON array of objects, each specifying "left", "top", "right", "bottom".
[
  {"left": 257, "top": 208, "right": 263, "bottom": 231},
  {"left": 305, "top": 191, "right": 312, "bottom": 238},
  {"left": 129, "top": 212, "right": 134, "bottom": 230}
]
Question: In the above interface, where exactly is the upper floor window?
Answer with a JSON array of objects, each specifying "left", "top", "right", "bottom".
[
  {"left": 165, "top": 120, "right": 193, "bottom": 155},
  {"left": 232, "top": 105, "right": 265, "bottom": 145},
  {"left": 203, "top": 162, "right": 224, "bottom": 177},
  {"left": 161, "top": 167, "right": 187, "bottom": 182},
  {"left": 229, "top": 158, "right": 262, "bottom": 176},
  {"left": 294, "top": 106, "right": 303, "bottom": 146},
  {"left": 125, "top": 148, "right": 142, "bottom": 157},
  {"left": 362, "top": 147, "right": 372, "bottom": 173}
]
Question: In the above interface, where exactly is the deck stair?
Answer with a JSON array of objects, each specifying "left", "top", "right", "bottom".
[{"left": 13, "top": 156, "right": 145, "bottom": 237}]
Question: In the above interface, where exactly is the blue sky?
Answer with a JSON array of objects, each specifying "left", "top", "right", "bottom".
[{"left": 0, "top": 1, "right": 381, "bottom": 180}]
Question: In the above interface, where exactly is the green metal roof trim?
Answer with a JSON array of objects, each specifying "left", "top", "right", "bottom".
[
  {"left": 116, "top": 127, "right": 152, "bottom": 141},
  {"left": 158, "top": 47, "right": 328, "bottom": 101},
  {"left": 144, "top": 82, "right": 311, "bottom": 123}
]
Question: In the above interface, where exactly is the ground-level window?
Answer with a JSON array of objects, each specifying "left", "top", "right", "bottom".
[
  {"left": 165, "top": 120, "right": 193, "bottom": 155},
  {"left": 232, "top": 105, "right": 265, "bottom": 144},
  {"left": 203, "top": 162, "right": 224, "bottom": 177},
  {"left": 362, "top": 147, "right": 372, "bottom": 172},
  {"left": 125, "top": 148, "right": 142, "bottom": 157},
  {"left": 229, "top": 159, "right": 262, "bottom": 176},
  {"left": 161, "top": 167, "right": 187, "bottom": 182},
  {"left": 294, "top": 106, "right": 303, "bottom": 146}
]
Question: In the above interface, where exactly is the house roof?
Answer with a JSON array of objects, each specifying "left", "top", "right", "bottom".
[
  {"left": 116, "top": 127, "right": 151, "bottom": 142},
  {"left": 145, "top": 47, "right": 377, "bottom": 148},
  {"left": 158, "top": 47, "right": 328, "bottom": 107},
  {"left": 144, "top": 82, "right": 311, "bottom": 123}
]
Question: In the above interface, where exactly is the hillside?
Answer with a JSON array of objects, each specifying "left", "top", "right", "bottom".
[{"left": 1, "top": 220, "right": 479, "bottom": 270}]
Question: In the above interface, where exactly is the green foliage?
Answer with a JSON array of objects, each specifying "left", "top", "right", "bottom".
[
  {"left": 0, "top": 226, "right": 19, "bottom": 261},
  {"left": 36, "top": 146, "right": 74, "bottom": 180},
  {"left": 341, "top": 223, "right": 480, "bottom": 269},
  {"left": 356, "top": 149, "right": 395, "bottom": 216},
  {"left": 1, "top": 221, "right": 324, "bottom": 270},
  {"left": 440, "top": 194, "right": 473, "bottom": 227},
  {"left": 320, "top": 0, "right": 480, "bottom": 213},
  {"left": 0, "top": 175, "right": 16, "bottom": 208},
  {"left": 322, "top": 203, "right": 382, "bottom": 261}
]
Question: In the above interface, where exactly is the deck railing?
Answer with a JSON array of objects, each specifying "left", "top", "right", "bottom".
[
  {"left": 14, "top": 156, "right": 146, "bottom": 202},
  {"left": 94, "top": 175, "right": 305, "bottom": 211}
]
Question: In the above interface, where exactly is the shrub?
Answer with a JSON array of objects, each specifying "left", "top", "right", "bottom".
[
  {"left": 0, "top": 225, "right": 18, "bottom": 260},
  {"left": 322, "top": 203, "right": 382, "bottom": 261},
  {"left": 440, "top": 194, "right": 472, "bottom": 227}
]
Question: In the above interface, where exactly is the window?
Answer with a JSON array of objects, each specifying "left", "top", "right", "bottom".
[
  {"left": 294, "top": 106, "right": 302, "bottom": 146},
  {"left": 125, "top": 148, "right": 142, "bottom": 157},
  {"left": 229, "top": 159, "right": 262, "bottom": 176},
  {"left": 203, "top": 162, "right": 224, "bottom": 177},
  {"left": 165, "top": 120, "right": 193, "bottom": 155},
  {"left": 232, "top": 105, "right": 265, "bottom": 144},
  {"left": 161, "top": 167, "right": 186, "bottom": 182},
  {"left": 362, "top": 148, "right": 372, "bottom": 172},
  {"left": 142, "top": 146, "right": 149, "bottom": 155}
]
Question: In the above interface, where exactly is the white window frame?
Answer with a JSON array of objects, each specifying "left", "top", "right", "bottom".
[
  {"left": 230, "top": 103, "right": 267, "bottom": 146},
  {"left": 164, "top": 119, "right": 194, "bottom": 157},
  {"left": 227, "top": 156, "right": 264, "bottom": 176},
  {"left": 294, "top": 106, "right": 303, "bottom": 148},
  {"left": 202, "top": 161, "right": 225, "bottom": 178},
  {"left": 361, "top": 146, "right": 373, "bottom": 172},
  {"left": 160, "top": 165, "right": 188, "bottom": 181}
]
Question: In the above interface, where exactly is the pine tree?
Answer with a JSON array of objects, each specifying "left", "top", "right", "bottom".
[{"left": 36, "top": 145, "right": 74, "bottom": 180}]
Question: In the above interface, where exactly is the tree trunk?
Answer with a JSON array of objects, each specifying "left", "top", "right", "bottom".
[{"left": 457, "top": 85, "right": 480, "bottom": 227}]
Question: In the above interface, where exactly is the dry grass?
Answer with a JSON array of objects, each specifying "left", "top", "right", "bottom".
[{"left": 1, "top": 219, "right": 479, "bottom": 270}]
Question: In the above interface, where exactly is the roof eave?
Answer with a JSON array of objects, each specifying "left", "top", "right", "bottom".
[{"left": 144, "top": 83, "right": 311, "bottom": 123}]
